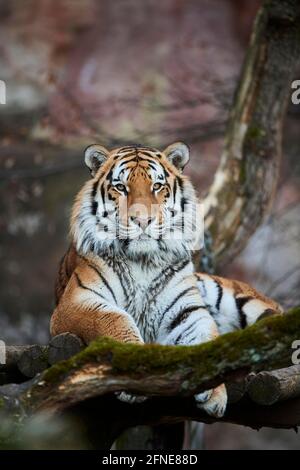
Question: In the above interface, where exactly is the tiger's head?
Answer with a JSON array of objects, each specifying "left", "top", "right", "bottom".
[{"left": 71, "top": 143, "right": 202, "bottom": 262}]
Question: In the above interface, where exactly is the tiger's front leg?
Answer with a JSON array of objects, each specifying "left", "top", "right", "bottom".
[
  {"left": 51, "top": 260, "right": 144, "bottom": 344},
  {"left": 157, "top": 279, "right": 227, "bottom": 418},
  {"left": 50, "top": 268, "right": 145, "bottom": 404}
]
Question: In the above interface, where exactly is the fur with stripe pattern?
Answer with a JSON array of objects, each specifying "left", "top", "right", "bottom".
[{"left": 51, "top": 143, "right": 282, "bottom": 418}]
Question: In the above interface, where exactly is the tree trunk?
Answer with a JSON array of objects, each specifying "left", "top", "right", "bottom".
[{"left": 200, "top": 0, "right": 300, "bottom": 272}]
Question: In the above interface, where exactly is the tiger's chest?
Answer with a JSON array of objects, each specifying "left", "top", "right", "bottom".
[
  {"left": 125, "top": 265, "right": 167, "bottom": 342},
  {"left": 100, "top": 256, "right": 194, "bottom": 342}
]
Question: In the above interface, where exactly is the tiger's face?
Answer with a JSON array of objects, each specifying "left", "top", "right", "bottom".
[{"left": 72, "top": 143, "right": 202, "bottom": 260}]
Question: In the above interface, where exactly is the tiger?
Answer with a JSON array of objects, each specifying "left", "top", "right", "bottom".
[{"left": 50, "top": 142, "right": 283, "bottom": 418}]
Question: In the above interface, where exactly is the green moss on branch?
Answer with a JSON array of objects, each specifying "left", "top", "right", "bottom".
[{"left": 43, "top": 306, "right": 300, "bottom": 389}]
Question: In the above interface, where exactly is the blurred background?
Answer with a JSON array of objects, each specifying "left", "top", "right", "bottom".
[{"left": 0, "top": 0, "right": 299, "bottom": 449}]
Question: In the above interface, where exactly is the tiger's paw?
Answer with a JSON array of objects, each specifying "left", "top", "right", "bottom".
[
  {"left": 195, "top": 384, "right": 227, "bottom": 418},
  {"left": 194, "top": 389, "right": 213, "bottom": 404},
  {"left": 116, "top": 391, "right": 147, "bottom": 404}
]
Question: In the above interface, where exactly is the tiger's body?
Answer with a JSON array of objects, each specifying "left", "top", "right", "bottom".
[
  {"left": 51, "top": 143, "right": 282, "bottom": 418},
  {"left": 53, "top": 244, "right": 281, "bottom": 341}
]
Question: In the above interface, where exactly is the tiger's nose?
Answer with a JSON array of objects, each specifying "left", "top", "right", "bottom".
[{"left": 130, "top": 216, "right": 154, "bottom": 230}]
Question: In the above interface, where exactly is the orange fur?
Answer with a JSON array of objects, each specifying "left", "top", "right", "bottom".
[
  {"left": 52, "top": 144, "right": 282, "bottom": 347},
  {"left": 52, "top": 263, "right": 142, "bottom": 344}
]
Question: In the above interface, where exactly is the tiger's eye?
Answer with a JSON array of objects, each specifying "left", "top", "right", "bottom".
[
  {"left": 116, "top": 184, "right": 126, "bottom": 192},
  {"left": 153, "top": 182, "right": 163, "bottom": 191}
]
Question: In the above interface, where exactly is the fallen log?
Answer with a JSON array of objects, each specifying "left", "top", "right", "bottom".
[
  {"left": 247, "top": 365, "right": 300, "bottom": 406},
  {"left": 17, "top": 345, "right": 48, "bottom": 378},
  {"left": 0, "top": 333, "right": 84, "bottom": 378},
  {"left": 226, "top": 378, "right": 249, "bottom": 404},
  {"left": 0, "top": 346, "right": 32, "bottom": 371},
  {"left": 48, "top": 333, "right": 84, "bottom": 366}
]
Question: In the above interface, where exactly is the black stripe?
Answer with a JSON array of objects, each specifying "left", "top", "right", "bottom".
[
  {"left": 74, "top": 272, "right": 105, "bottom": 299},
  {"left": 197, "top": 276, "right": 208, "bottom": 298},
  {"left": 148, "top": 162, "right": 157, "bottom": 171},
  {"left": 91, "top": 179, "right": 98, "bottom": 197},
  {"left": 79, "top": 253, "right": 130, "bottom": 303},
  {"left": 108, "top": 156, "right": 136, "bottom": 181},
  {"left": 180, "top": 196, "right": 187, "bottom": 213},
  {"left": 162, "top": 286, "right": 197, "bottom": 319},
  {"left": 175, "top": 318, "right": 199, "bottom": 344},
  {"left": 92, "top": 200, "right": 98, "bottom": 215},
  {"left": 117, "top": 147, "right": 135, "bottom": 152},
  {"left": 150, "top": 258, "right": 191, "bottom": 295},
  {"left": 214, "top": 279, "right": 223, "bottom": 310},
  {"left": 176, "top": 176, "right": 184, "bottom": 193},
  {"left": 117, "top": 272, "right": 130, "bottom": 304},
  {"left": 58, "top": 253, "right": 66, "bottom": 280},
  {"left": 177, "top": 177, "right": 186, "bottom": 210},
  {"left": 235, "top": 296, "right": 252, "bottom": 329},
  {"left": 89, "top": 301, "right": 106, "bottom": 310},
  {"left": 87, "top": 263, "right": 118, "bottom": 305},
  {"left": 119, "top": 150, "right": 137, "bottom": 157},
  {"left": 138, "top": 150, "right": 158, "bottom": 158},
  {"left": 116, "top": 154, "right": 137, "bottom": 167},
  {"left": 176, "top": 176, "right": 186, "bottom": 231},
  {"left": 106, "top": 158, "right": 130, "bottom": 181},
  {"left": 98, "top": 252, "right": 132, "bottom": 304},
  {"left": 169, "top": 305, "right": 206, "bottom": 332},
  {"left": 173, "top": 178, "right": 177, "bottom": 205},
  {"left": 133, "top": 155, "right": 159, "bottom": 165},
  {"left": 163, "top": 167, "right": 170, "bottom": 178},
  {"left": 91, "top": 180, "right": 98, "bottom": 216},
  {"left": 100, "top": 183, "right": 106, "bottom": 210}
]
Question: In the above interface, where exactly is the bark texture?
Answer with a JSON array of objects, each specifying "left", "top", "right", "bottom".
[
  {"left": 248, "top": 365, "right": 300, "bottom": 405},
  {"left": 201, "top": 0, "right": 300, "bottom": 271}
]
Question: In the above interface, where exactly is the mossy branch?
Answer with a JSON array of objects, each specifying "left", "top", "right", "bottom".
[{"left": 0, "top": 307, "right": 299, "bottom": 419}]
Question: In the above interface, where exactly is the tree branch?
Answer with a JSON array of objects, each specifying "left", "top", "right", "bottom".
[
  {"left": 201, "top": 0, "right": 300, "bottom": 271},
  {"left": 0, "top": 333, "right": 84, "bottom": 377},
  {"left": 0, "top": 307, "right": 299, "bottom": 419},
  {"left": 248, "top": 365, "right": 300, "bottom": 405}
]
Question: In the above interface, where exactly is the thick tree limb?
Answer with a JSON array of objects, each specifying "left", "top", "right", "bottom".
[
  {"left": 17, "top": 345, "right": 49, "bottom": 378},
  {"left": 0, "top": 334, "right": 84, "bottom": 378},
  {"left": 227, "top": 365, "right": 300, "bottom": 405},
  {"left": 0, "top": 307, "right": 299, "bottom": 418},
  {"left": 247, "top": 365, "right": 300, "bottom": 405},
  {"left": 48, "top": 333, "right": 84, "bottom": 366},
  {"left": 0, "top": 346, "right": 32, "bottom": 371},
  {"left": 201, "top": 0, "right": 300, "bottom": 270}
]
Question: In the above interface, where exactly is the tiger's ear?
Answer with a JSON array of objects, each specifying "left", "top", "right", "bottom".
[
  {"left": 163, "top": 142, "right": 190, "bottom": 171},
  {"left": 84, "top": 144, "right": 109, "bottom": 176}
]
